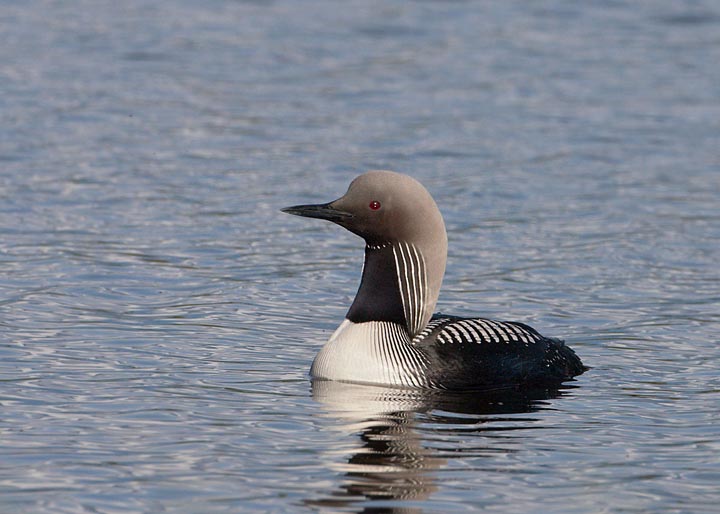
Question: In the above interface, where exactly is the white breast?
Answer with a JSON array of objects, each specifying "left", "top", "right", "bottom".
[{"left": 310, "top": 319, "right": 430, "bottom": 387}]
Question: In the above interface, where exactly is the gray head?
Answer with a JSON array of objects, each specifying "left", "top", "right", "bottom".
[{"left": 283, "top": 170, "right": 447, "bottom": 337}]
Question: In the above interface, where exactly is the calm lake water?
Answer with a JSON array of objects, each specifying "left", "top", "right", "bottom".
[{"left": 1, "top": 0, "right": 719, "bottom": 512}]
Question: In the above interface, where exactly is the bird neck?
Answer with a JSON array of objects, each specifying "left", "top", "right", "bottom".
[
  {"left": 346, "top": 243, "right": 405, "bottom": 327},
  {"left": 346, "top": 241, "right": 442, "bottom": 338}
]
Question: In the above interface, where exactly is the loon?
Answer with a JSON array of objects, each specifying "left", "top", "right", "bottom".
[{"left": 282, "top": 170, "right": 586, "bottom": 390}]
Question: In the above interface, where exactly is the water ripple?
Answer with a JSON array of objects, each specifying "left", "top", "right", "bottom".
[{"left": 1, "top": 0, "right": 719, "bottom": 512}]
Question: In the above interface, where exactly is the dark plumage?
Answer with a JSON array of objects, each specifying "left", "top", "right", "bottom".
[{"left": 417, "top": 315, "right": 586, "bottom": 389}]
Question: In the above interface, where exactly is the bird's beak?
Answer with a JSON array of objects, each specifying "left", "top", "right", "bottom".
[{"left": 281, "top": 202, "right": 353, "bottom": 223}]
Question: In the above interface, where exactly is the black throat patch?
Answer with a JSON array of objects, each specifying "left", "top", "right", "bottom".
[{"left": 346, "top": 244, "right": 406, "bottom": 326}]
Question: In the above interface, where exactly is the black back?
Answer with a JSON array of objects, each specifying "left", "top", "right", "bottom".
[{"left": 416, "top": 315, "right": 587, "bottom": 390}]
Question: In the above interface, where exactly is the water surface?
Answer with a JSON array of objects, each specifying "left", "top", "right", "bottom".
[{"left": 1, "top": 0, "right": 719, "bottom": 512}]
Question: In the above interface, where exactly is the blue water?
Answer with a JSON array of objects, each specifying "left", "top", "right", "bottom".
[{"left": 1, "top": 1, "right": 719, "bottom": 512}]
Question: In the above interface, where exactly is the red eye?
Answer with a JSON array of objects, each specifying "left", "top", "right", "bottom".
[{"left": 369, "top": 200, "right": 381, "bottom": 211}]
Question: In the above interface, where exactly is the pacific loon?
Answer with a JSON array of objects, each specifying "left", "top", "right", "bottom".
[{"left": 283, "top": 170, "right": 586, "bottom": 389}]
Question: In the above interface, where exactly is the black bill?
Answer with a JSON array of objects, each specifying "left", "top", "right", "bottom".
[{"left": 281, "top": 202, "right": 353, "bottom": 223}]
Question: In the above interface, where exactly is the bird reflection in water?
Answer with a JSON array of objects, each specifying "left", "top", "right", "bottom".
[{"left": 305, "top": 379, "right": 577, "bottom": 512}]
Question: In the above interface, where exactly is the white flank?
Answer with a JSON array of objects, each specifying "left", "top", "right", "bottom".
[{"left": 311, "top": 319, "right": 429, "bottom": 387}]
